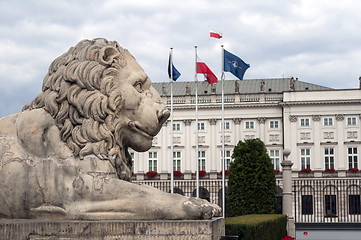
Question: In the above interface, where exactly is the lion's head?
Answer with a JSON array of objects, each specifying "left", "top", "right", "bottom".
[{"left": 23, "top": 38, "right": 169, "bottom": 180}]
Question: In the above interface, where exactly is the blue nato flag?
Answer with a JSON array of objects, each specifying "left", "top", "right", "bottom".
[
  {"left": 223, "top": 49, "right": 250, "bottom": 80},
  {"left": 168, "top": 54, "right": 181, "bottom": 81}
]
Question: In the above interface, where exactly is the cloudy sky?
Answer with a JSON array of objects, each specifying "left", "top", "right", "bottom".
[{"left": 1, "top": 0, "right": 361, "bottom": 117}]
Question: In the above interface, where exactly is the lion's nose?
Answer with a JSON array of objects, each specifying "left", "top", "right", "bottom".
[{"left": 158, "top": 108, "right": 170, "bottom": 125}]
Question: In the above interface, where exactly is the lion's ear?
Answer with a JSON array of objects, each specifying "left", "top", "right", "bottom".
[{"left": 99, "top": 46, "right": 119, "bottom": 65}]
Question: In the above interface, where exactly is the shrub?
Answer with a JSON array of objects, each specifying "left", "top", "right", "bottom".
[
  {"left": 225, "top": 214, "right": 287, "bottom": 240},
  {"left": 226, "top": 139, "right": 277, "bottom": 217}
]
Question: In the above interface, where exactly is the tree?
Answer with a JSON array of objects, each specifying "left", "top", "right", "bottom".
[{"left": 226, "top": 138, "right": 277, "bottom": 217}]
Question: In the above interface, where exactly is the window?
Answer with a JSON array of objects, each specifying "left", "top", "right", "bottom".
[
  {"left": 301, "top": 148, "right": 311, "bottom": 169},
  {"left": 148, "top": 152, "right": 158, "bottom": 172},
  {"left": 348, "top": 147, "right": 358, "bottom": 169},
  {"left": 324, "top": 117, "right": 333, "bottom": 126},
  {"left": 302, "top": 195, "right": 313, "bottom": 215},
  {"left": 270, "top": 120, "right": 279, "bottom": 129},
  {"left": 324, "top": 147, "right": 335, "bottom": 169},
  {"left": 270, "top": 149, "right": 280, "bottom": 170},
  {"left": 222, "top": 121, "right": 230, "bottom": 130},
  {"left": 300, "top": 118, "right": 310, "bottom": 127},
  {"left": 349, "top": 195, "right": 361, "bottom": 215},
  {"left": 325, "top": 195, "right": 337, "bottom": 216},
  {"left": 198, "top": 122, "right": 205, "bottom": 130},
  {"left": 221, "top": 150, "right": 232, "bottom": 170},
  {"left": 198, "top": 151, "right": 206, "bottom": 171},
  {"left": 173, "top": 123, "right": 181, "bottom": 131},
  {"left": 173, "top": 151, "right": 181, "bottom": 171},
  {"left": 245, "top": 121, "right": 254, "bottom": 129},
  {"left": 130, "top": 152, "right": 134, "bottom": 173},
  {"left": 347, "top": 117, "right": 357, "bottom": 126}
]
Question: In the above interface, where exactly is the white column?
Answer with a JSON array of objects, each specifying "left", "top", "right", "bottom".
[
  {"left": 209, "top": 118, "right": 217, "bottom": 174},
  {"left": 336, "top": 114, "right": 345, "bottom": 170},
  {"left": 234, "top": 118, "right": 241, "bottom": 144},
  {"left": 258, "top": 117, "right": 266, "bottom": 142},
  {"left": 183, "top": 119, "right": 192, "bottom": 173},
  {"left": 288, "top": 115, "right": 298, "bottom": 170},
  {"left": 312, "top": 115, "right": 321, "bottom": 170}
]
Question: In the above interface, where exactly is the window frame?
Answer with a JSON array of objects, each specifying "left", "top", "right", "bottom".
[
  {"left": 348, "top": 147, "right": 358, "bottom": 169},
  {"left": 173, "top": 123, "right": 181, "bottom": 131},
  {"left": 245, "top": 121, "right": 255, "bottom": 129},
  {"left": 198, "top": 122, "right": 205, "bottom": 131},
  {"left": 347, "top": 117, "right": 357, "bottom": 126},
  {"left": 148, "top": 151, "right": 158, "bottom": 172},
  {"left": 270, "top": 120, "right": 279, "bottom": 129},
  {"left": 198, "top": 150, "right": 206, "bottom": 171},
  {"left": 300, "top": 118, "right": 310, "bottom": 127},
  {"left": 301, "top": 148, "right": 311, "bottom": 169},
  {"left": 323, "top": 117, "right": 333, "bottom": 126},
  {"left": 324, "top": 147, "right": 335, "bottom": 169},
  {"left": 173, "top": 151, "right": 181, "bottom": 171},
  {"left": 269, "top": 149, "right": 280, "bottom": 170}
]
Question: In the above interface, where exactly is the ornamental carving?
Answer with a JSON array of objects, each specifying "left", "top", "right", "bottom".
[
  {"left": 258, "top": 117, "right": 266, "bottom": 124},
  {"left": 198, "top": 136, "right": 206, "bottom": 144},
  {"left": 335, "top": 114, "right": 344, "bottom": 121},
  {"left": 221, "top": 135, "right": 231, "bottom": 143},
  {"left": 244, "top": 135, "right": 255, "bottom": 140},
  {"left": 183, "top": 119, "right": 192, "bottom": 126},
  {"left": 312, "top": 115, "right": 321, "bottom": 121},
  {"left": 323, "top": 132, "right": 334, "bottom": 139},
  {"left": 347, "top": 131, "right": 358, "bottom": 139},
  {"left": 269, "top": 134, "right": 280, "bottom": 142},
  {"left": 209, "top": 118, "right": 217, "bottom": 125},
  {"left": 233, "top": 118, "right": 241, "bottom": 125},
  {"left": 289, "top": 115, "right": 298, "bottom": 122},
  {"left": 300, "top": 132, "right": 311, "bottom": 140},
  {"left": 152, "top": 137, "right": 158, "bottom": 145},
  {"left": 173, "top": 137, "right": 181, "bottom": 144}
]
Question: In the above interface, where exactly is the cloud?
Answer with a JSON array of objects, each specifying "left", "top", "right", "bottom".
[{"left": 1, "top": 0, "right": 361, "bottom": 117}]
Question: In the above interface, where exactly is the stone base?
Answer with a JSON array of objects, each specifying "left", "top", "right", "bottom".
[{"left": 0, "top": 218, "right": 224, "bottom": 240}]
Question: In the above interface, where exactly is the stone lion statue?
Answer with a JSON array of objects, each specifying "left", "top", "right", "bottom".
[{"left": 0, "top": 38, "right": 221, "bottom": 220}]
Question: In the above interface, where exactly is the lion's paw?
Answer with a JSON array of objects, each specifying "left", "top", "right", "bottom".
[{"left": 183, "top": 197, "right": 222, "bottom": 220}]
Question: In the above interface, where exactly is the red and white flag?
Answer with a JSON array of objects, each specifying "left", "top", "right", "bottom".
[
  {"left": 196, "top": 56, "right": 218, "bottom": 84},
  {"left": 210, "top": 30, "right": 222, "bottom": 39}
]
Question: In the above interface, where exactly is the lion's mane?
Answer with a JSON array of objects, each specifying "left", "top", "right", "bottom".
[{"left": 23, "top": 38, "right": 133, "bottom": 180}]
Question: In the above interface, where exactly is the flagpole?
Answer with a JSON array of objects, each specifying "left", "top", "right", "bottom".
[
  {"left": 221, "top": 45, "right": 226, "bottom": 218},
  {"left": 170, "top": 48, "right": 174, "bottom": 194},
  {"left": 195, "top": 46, "right": 199, "bottom": 198}
]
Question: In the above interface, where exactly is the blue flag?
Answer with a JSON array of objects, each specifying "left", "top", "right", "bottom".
[
  {"left": 168, "top": 54, "right": 181, "bottom": 81},
  {"left": 223, "top": 49, "right": 250, "bottom": 80}
]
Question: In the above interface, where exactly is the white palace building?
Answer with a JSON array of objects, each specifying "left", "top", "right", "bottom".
[
  {"left": 131, "top": 77, "right": 361, "bottom": 226},
  {"left": 131, "top": 77, "right": 361, "bottom": 180}
]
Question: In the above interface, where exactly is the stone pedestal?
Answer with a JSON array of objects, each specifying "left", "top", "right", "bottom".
[{"left": 0, "top": 218, "right": 224, "bottom": 240}]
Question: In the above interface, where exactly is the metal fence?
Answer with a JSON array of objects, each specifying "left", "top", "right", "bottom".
[
  {"left": 135, "top": 179, "right": 227, "bottom": 207},
  {"left": 136, "top": 178, "right": 361, "bottom": 223},
  {"left": 293, "top": 178, "right": 361, "bottom": 223}
]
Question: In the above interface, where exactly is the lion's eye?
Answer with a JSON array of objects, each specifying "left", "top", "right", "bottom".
[{"left": 134, "top": 82, "right": 143, "bottom": 93}]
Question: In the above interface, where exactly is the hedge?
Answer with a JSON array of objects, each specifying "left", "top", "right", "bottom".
[{"left": 225, "top": 214, "right": 287, "bottom": 240}]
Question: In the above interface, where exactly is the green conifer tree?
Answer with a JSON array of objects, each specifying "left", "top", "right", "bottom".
[{"left": 226, "top": 138, "right": 277, "bottom": 217}]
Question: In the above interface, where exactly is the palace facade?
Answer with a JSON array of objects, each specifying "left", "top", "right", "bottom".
[{"left": 129, "top": 77, "right": 361, "bottom": 180}]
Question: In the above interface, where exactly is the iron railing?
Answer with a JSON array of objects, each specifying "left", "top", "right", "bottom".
[{"left": 136, "top": 178, "right": 361, "bottom": 223}]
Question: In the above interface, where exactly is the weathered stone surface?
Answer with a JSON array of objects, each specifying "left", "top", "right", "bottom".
[
  {"left": 0, "top": 218, "right": 225, "bottom": 240},
  {"left": 0, "top": 38, "right": 221, "bottom": 220}
]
